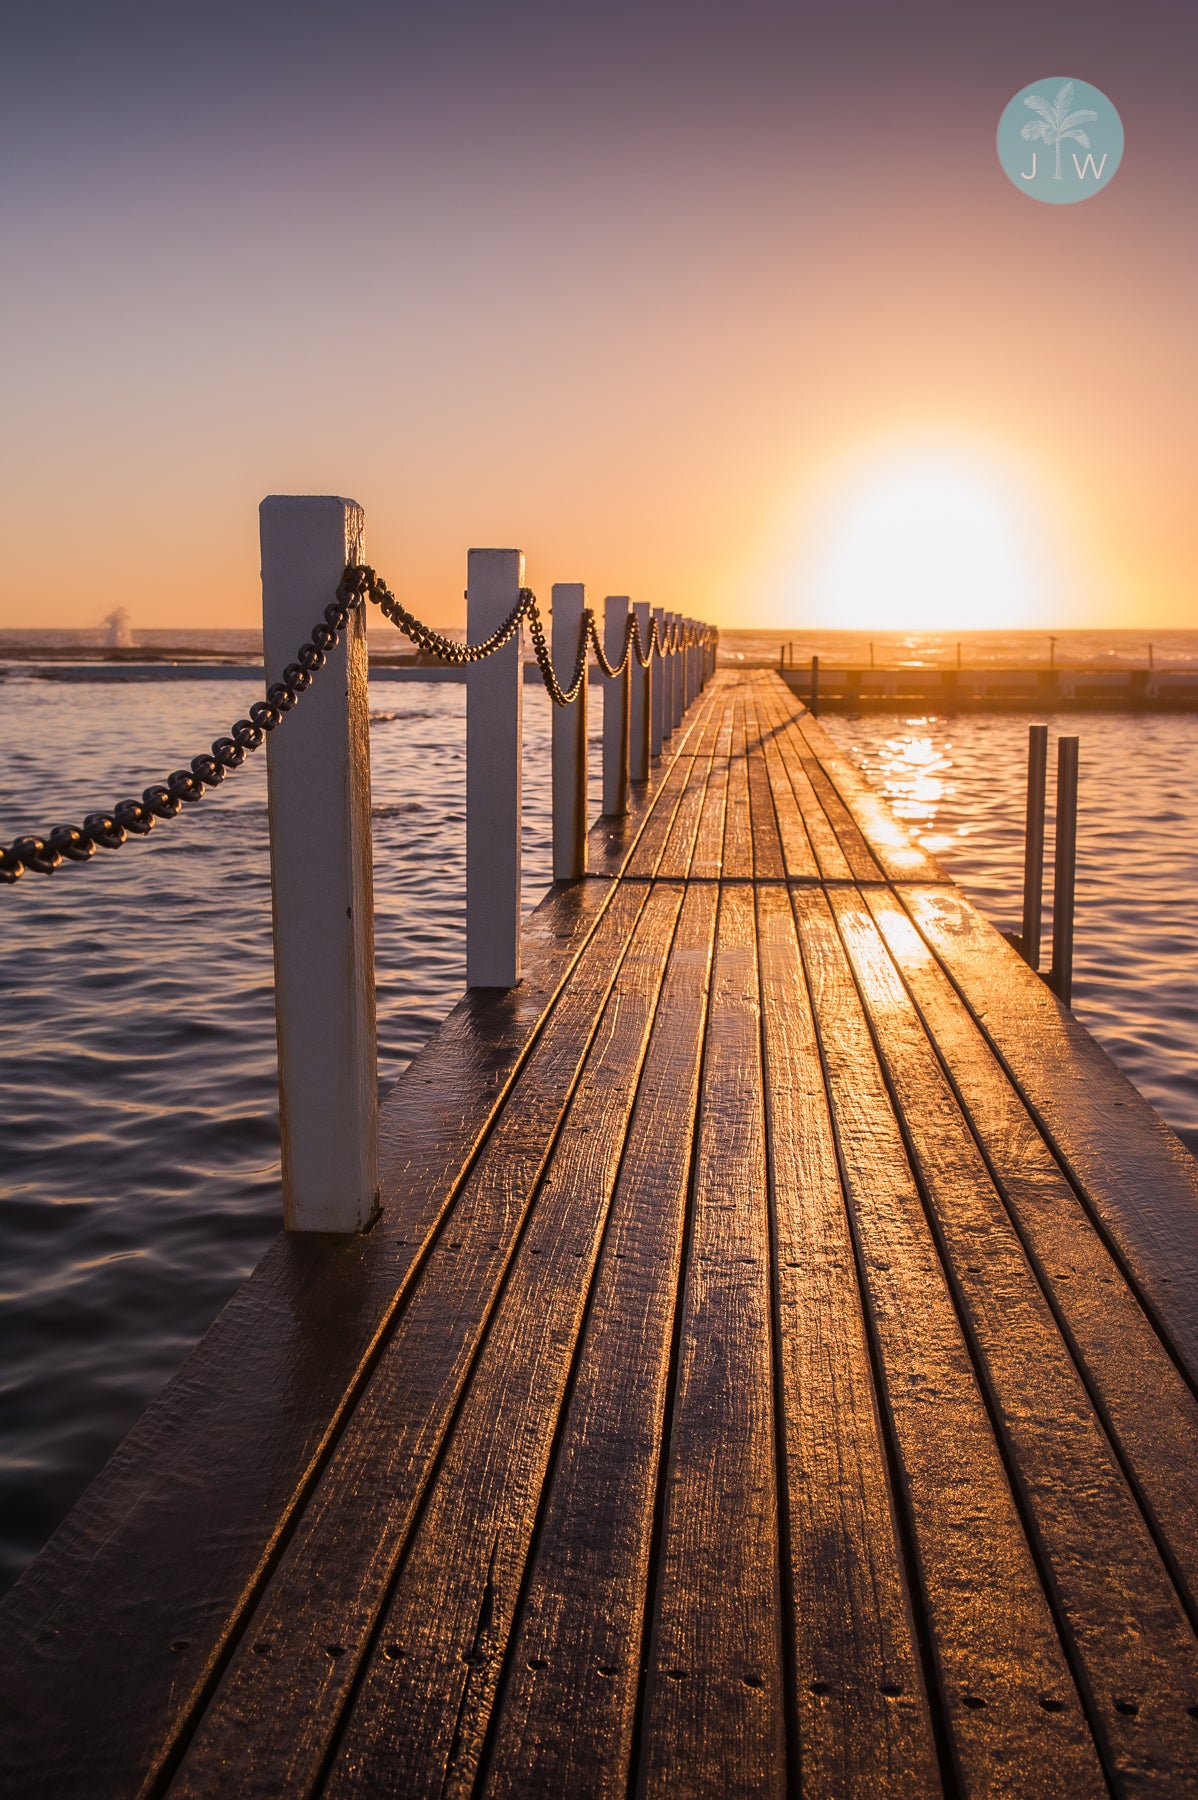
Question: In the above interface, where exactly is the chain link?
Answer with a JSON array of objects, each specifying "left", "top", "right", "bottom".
[{"left": 0, "top": 567, "right": 717, "bottom": 885}]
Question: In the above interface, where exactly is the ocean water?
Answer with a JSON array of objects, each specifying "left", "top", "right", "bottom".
[{"left": 1, "top": 637, "right": 1196, "bottom": 1595}]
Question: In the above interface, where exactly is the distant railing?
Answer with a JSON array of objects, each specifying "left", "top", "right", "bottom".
[{"left": 2, "top": 494, "right": 716, "bottom": 1233}]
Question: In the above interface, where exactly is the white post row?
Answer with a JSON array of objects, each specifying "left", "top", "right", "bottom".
[
  {"left": 467, "top": 549, "right": 524, "bottom": 987},
  {"left": 630, "top": 600, "right": 651, "bottom": 784},
  {"left": 260, "top": 495, "right": 379, "bottom": 1233},
  {"left": 551, "top": 582, "right": 588, "bottom": 880},
  {"left": 603, "top": 595, "right": 631, "bottom": 816},
  {"left": 651, "top": 606, "right": 666, "bottom": 757}
]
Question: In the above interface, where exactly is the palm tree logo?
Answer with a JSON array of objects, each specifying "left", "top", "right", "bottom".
[{"left": 1020, "top": 81, "right": 1098, "bottom": 180}]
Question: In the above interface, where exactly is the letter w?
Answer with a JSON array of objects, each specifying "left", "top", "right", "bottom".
[{"left": 1072, "top": 152, "right": 1109, "bottom": 180}]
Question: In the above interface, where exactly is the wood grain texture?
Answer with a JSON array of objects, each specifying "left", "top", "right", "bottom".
[
  {"left": 792, "top": 752, "right": 885, "bottom": 885},
  {"left": 682, "top": 683, "right": 734, "bottom": 884},
  {"left": 480, "top": 883, "right": 718, "bottom": 1799},
  {"left": 167, "top": 884, "right": 655, "bottom": 1798},
  {"left": 639, "top": 882, "right": 788, "bottom": 1797},
  {"left": 900, "top": 882, "right": 1198, "bottom": 1388},
  {"left": 756, "top": 882, "right": 942, "bottom": 1796},
  {"left": 756, "top": 686, "right": 852, "bottom": 884},
  {"left": 830, "top": 885, "right": 1198, "bottom": 1790},
  {"left": 323, "top": 883, "right": 689, "bottom": 1799},
  {"left": 720, "top": 687, "right": 754, "bottom": 881},
  {"left": 794, "top": 885, "right": 1106, "bottom": 1797},
  {"left": 864, "top": 886, "right": 1198, "bottom": 1620},
  {"left": 744, "top": 681, "right": 786, "bottom": 882},
  {"left": 755, "top": 691, "right": 820, "bottom": 883},
  {"left": 791, "top": 699, "right": 949, "bottom": 884},
  {"left": 634, "top": 688, "right": 724, "bottom": 883}
]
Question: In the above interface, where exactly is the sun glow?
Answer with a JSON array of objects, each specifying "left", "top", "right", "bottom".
[{"left": 760, "top": 444, "right": 1074, "bottom": 632}]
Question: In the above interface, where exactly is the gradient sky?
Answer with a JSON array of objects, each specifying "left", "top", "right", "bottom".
[{"left": 1, "top": 0, "right": 1195, "bottom": 630}]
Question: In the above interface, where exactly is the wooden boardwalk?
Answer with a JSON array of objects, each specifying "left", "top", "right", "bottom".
[{"left": 4, "top": 670, "right": 1198, "bottom": 1797}]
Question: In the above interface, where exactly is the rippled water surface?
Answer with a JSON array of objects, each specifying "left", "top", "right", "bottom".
[{"left": 2, "top": 660, "right": 1196, "bottom": 1594}]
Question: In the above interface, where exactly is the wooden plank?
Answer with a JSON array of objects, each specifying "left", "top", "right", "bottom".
[
  {"left": 789, "top": 697, "right": 949, "bottom": 884},
  {"left": 720, "top": 686, "right": 754, "bottom": 881},
  {"left": 777, "top": 719, "right": 885, "bottom": 884},
  {"left": 680, "top": 685, "right": 734, "bottom": 884},
  {"left": 165, "top": 882, "right": 657, "bottom": 1798},
  {"left": 756, "top": 684, "right": 852, "bottom": 883},
  {"left": 323, "top": 887, "right": 690, "bottom": 1799},
  {"left": 481, "top": 882, "right": 718, "bottom": 1799},
  {"left": 899, "top": 882, "right": 1198, "bottom": 1388},
  {"left": 756, "top": 882, "right": 942, "bottom": 1795},
  {"left": 756, "top": 696, "right": 820, "bottom": 883},
  {"left": 744, "top": 681, "right": 786, "bottom": 882},
  {"left": 829, "top": 885, "right": 1198, "bottom": 1787},
  {"left": 586, "top": 680, "right": 721, "bottom": 883},
  {"left": 639, "top": 882, "right": 788, "bottom": 1796},
  {"left": 630, "top": 686, "right": 724, "bottom": 883},
  {"left": 864, "top": 885, "right": 1198, "bottom": 1618},
  {"left": 793, "top": 886, "right": 1107, "bottom": 1796}
]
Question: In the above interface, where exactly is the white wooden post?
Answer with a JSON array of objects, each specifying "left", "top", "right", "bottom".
[
  {"left": 661, "top": 614, "right": 675, "bottom": 742},
  {"left": 651, "top": 606, "right": 666, "bottom": 757},
  {"left": 672, "top": 615, "right": 685, "bottom": 729},
  {"left": 260, "top": 495, "right": 378, "bottom": 1233},
  {"left": 630, "top": 600, "right": 651, "bottom": 783},
  {"left": 467, "top": 548, "right": 524, "bottom": 987},
  {"left": 551, "top": 582, "right": 588, "bottom": 880},
  {"left": 602, "top": 595, "right": 631, "bottom": 816}
]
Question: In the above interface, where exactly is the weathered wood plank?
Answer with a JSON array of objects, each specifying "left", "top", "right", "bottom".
[
  {"left": 756, "top": 685, "right": 852, "bottom": 883},
  {"left": 165, "top": 883, "right": 656, "bottom": 1798},
  {"left": 899, "top": 882, "right": 1198, "bottom": 1388},
  {"left": 683, "top": 685, "right": 734, "bottom": 884},
  {"left": 790, "top": 698, "right": 949, "bottom": 884},
  {"left": 864, "top": 885, "right": 1198, "bottom": 1618},
  {"left": 744, "top": 682, "right": 786, "bottom": 883},
  {"left": 756, "top": 882, "right": 942, "bottom": 1795},
  {"left": 793, "top": 885, "right": 1106, "bottom": 1796},
  {"left": 481, "top": 882, "right": 718, "bottom": 1799},
  {"left": 632, "top": 687, "right": 724, "bottom": 883},
  {"left": 721, "top": 687, "right": 754, "bottom": 881},
  {"left": 639, "top": 882, "right": 788, "bottom": 1796},
  {"left": 311, "top": 884, "right": 689, "bottom": 1799},
  {"left": 755, "top": 690, "right": 820, "bottom": 883},
  {"left": 830, "top": 884, "right": 1198, "bottom": 1789},
  {"left": 775, "top": 715, "right": 885, "bottom": 884}
]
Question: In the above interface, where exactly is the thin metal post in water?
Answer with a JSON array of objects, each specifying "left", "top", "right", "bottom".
[
  {"left": 1051, "top": 735, "right": 1080, "bottom": 1006},
  {"left": 603, "top": 595, "right": 631, "bottom": 816},
  {"left": 651, "top": 607, "right": 665, "bottom": 756},
  {"left": 630, "top": 600, "right": 651, "bottom": 783},
  {"left": 551, "top": 582, "right": 587, "bottom": 881},
  {"left": 260, "top": 494, "right": 378, "bottom": 1232},
  {"left": 810, "top": 654, "right": 820, "bottom": 718},
  {"left": 467, "top": 548, "right": 524, "bottom": 988},
  {"left": 1021, "top": 723, "right": 1048, "bottom": 971}
]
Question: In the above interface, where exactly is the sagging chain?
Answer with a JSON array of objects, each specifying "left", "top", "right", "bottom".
[{"left": 0, "top": 568, "right": 717, "bottom": 885}]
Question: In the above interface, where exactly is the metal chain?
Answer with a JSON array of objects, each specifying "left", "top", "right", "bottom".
[{"left": 0, "top": 567, "right": 717, "bottom": 885}]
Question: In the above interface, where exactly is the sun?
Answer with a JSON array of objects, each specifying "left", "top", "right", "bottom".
[{"left": 761, "top": 442, "right": 1069, "bottom": 632}]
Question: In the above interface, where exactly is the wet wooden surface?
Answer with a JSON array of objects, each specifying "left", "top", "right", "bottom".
[{"left": 3, "top": 672, "right": 1198, "bottom": 1798}]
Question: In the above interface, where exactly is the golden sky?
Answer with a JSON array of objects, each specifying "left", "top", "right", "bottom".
[{"left": 1, "top": 1, "right": 1194, "bottom": 631}]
